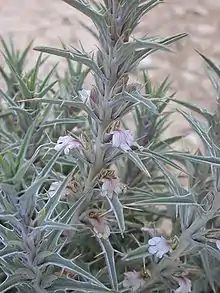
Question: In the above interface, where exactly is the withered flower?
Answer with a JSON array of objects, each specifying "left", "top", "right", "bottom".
[{"left": 80, "top": 209, "right": 110, "bottom": 239}]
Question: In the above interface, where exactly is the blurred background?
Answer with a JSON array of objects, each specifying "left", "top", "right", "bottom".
[{"left": 1, "top": 0, "right": 220, "bottom": 150}]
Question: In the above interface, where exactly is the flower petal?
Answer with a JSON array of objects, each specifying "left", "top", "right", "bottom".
[
  {"left": 79, "top": 89, "right": 90, "bottom": 103},
  {"left": 175, "top": 277, "right": 192, "bottom": 293},
  {"left": 156, "top": 250, "right": 165, "bottom": 259},
  {"left": 148, "top": 237, "right": 162, "bottom": 245},
  {"left": 112, "top": 131, "right": 121, "bottom": 148},
  {"left": 148, "top": 245, "right": 158, "bottom": 255},
  {"left": 120, "top": 143, "right": 131, "bottom": 151}
]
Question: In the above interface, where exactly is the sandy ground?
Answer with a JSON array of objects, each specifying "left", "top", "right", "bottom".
[{"left": 1, "top": 0, "right": 220, "bottom": 151}]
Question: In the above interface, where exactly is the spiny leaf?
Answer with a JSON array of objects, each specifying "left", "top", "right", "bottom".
[
  {"left": 38, "top": 172, "right": 73, "bottom": 223},
  {"left": 166, "top": 152, "right": 220, "bottom": 166},
  {"left": 126, "top": 151, "right": 151, "bottom": 177},
  {"left": 106, "top": 194, "right": 125, "bottom": 235},
  {"left": 123, "top": 244, "right": 149, "bottom": 261},
  {"left": 40, "top": 117, "right": 86, "bottom": 128},
  {"left": 200, "top": 249, "right": 217, "bottom": 293},
  {"left": 17, "top": 98, "right": 99, "bottom": 120},
  {"left": 16, "top": 120, "right": 37, "bottom": 171},
  {"left": 39, "top": 253, "right": 104, "bottom": 286},
  {"left": 178, "top": 109, "right": 214, "bottom": 154},
  {"left": 197, "top": 50, "right": 220, "bottom": 78},
  {"left": 48, "top": 279, "right": 113, "bottom": 293},
  {"left": 97, "top": 238, "right": 118, "bottom": 291},
  {"left": 127, "top": 194, "right": 196, "bottom": 206},
  {"left": 36, "top": 80, "right": 58, "bottom": 98},
  {"left": 29, "top": 52, "right": 43, "bottom": 91},
  {"left": 34, "top": 46, "right": 103, "bottom": 78},
  {"left": 0, "top": 274, "right": 29, "bottom": 293},
  {"left": 4, "top": 57, "right": 32, "bottom": 99},
  {"left": 46, "top": 194, "right": 89, "bottom": 251}
]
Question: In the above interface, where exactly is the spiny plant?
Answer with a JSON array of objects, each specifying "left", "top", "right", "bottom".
[{"left": 0, "top": 0, "right": 220, "bottom": 293}]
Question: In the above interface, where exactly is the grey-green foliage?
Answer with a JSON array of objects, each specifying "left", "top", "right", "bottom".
[{"left": 0, "top": 0, "right": 220, "bottom": 293}]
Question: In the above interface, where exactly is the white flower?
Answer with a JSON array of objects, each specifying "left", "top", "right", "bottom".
[
  {"left": 111, "top": 129, "right": 133, "bottom": 151},
  {"left": 148, "top": 236, "right": 172, "bottom": 258},
  {"left": 101, "top": 177, "right": 122, "bottom": 197},
  {"left": 122, "top": 271, "right": 145, "bottom": 291},
  {"left": 174, "top": 277, "right": 192, "bottom": 293},
  {"left": 54, "top": 135, "right": 82, "bottom": 155},
  {"left": 79, "top": 89, "right": 91, "bottom": 104},
  {"left": 216, "top": 239, "right": 220, "bottom": 250}
]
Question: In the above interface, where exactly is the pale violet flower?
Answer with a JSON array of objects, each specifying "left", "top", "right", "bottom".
[
  {"left": 174, "top": 277, "right": 192, "bottom": 293},
  {"left": 79, "top": 89, "right": 91, "bottom": 104},
  {"left": 148, "top": 236, "right": 172, "bottom": 258},
  {"left": 101, "top": 177, "right": 122, "bottom": 198},
  {"left": 54, "top": 135, "right": 82, "bottom": 155},
  {"left": 122, "top": 271, "right": 145, "bottom": 291},
  {"left": 88, "top": 211, "right": 110, "bottom": 239},
  {"left": 111, "top": 129, "right": 133, "bottom": 151},
  {"left": 216, "top": 239, "right": 220, "bottom": 250}
]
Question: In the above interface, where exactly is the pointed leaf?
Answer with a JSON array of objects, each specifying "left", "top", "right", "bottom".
[
  {"left": 5, "top": 58, "right": 32, "bottom": 99},
  {"left": 0, "top": 89, "right": 17, "bottom": 107},
  {"left": 48, "top": 279, "right": 112, "bottom": 293},
  {"left": 19, "top": 178, "right": 46, "bottom": 217},
  {"left": 106, "top": 194, "right": 125, "bottom": 235},
  {"left": 127, "top": 194, "right": 196, "bottom": 206},
  {"left": 40, "top": 221, "right": 78, "bottom": 231},
  {"left": 29, "top": 53, "right": 43, "bottom": 91},
  {"left": 36, "top": 80, "right": 58, "bottom": 98},
  {"left": 123, "top": 244, "right": 149, "bottom": 261},
  {"left": 40, "top": 117, "right": 86, "bottom": 128},
  {"left": 97, "top": 238, "right": 118, "bottom": 291},
  {"left": 200, "top": 249, "right": 217, "bottom": 293},
  {"left": 166, "top": 152, "right": 220, "bottom": 166},
  {"left": 34, "top": 46, "right": 103, "bottom": 78},
  {"left": 197, "top": 51, "right": 220, "bottom": 78},
  {"left": 38, "top": 172, "right": 73, "bottom": 223},
  {"left": 126, "top": 151, "right": 150, "bottom": 177},
  {"left": 38, "top": 149, "right": 63, "bottom": 179},
  {"left": 16, "top": 120, "right": 36, "bottom": 170}
]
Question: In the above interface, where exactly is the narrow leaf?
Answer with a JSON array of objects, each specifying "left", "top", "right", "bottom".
[
  {"left": 106, "top": 194, "right": 125, "bottom": 235},
  {"left": 48, "top": 279, "right": 112, "bottom": 293},
  {"left": 126, "top": 151, "right": 150, "bottom": 177},
  {"left": 97, "top": 238, "right": 118, "bottom": 291},
  {"left": 123, "top": 244, "right": 149, "bottom": 261},
  {"left": 16, "top": 120, "right": 36, "bottom": 170},
  {"left": 40, "top": 253, "right": 104, "bottom": 286}
]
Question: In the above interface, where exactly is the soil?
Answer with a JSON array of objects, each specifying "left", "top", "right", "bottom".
[{"left": 1, "top": 0, "right": 220, "bottom": 152}]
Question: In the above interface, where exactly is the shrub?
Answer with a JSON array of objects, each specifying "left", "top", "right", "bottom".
[{"left": 0, "top": 1, "right": 220, "bottom": 292}]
